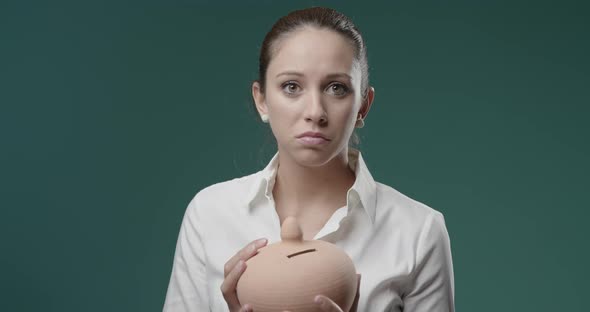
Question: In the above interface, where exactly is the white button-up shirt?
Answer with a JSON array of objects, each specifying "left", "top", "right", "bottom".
[{"left": 163, "top": 148, "right": 455, "bottom": 311}]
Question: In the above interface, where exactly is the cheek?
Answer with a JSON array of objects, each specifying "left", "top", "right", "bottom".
[
  {"left": 333, "top": 103, "right": 358, "bottom": 124},
  {"left": 267, "top": 94, "right": 299, "bottom": 120},
  {"left": 265, "top": 95, "right": 295, "bottom": 138}
]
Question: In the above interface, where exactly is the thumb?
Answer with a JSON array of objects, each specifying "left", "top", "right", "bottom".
[
  {"left": 350, "top": 274, "right": 361, "bottom": 312},
  {"left": 315, "top": 295, "right": 344, "bottom": 312}
]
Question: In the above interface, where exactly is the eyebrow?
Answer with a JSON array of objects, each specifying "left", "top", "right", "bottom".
[{"left": 276, "top": 71, "right": 352, "bottom": 81}]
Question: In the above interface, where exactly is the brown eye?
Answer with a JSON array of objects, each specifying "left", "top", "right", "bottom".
[
  {"left": 327, "top": 83, "right": 349, "bottom": 96},
  {"left": 282, "top": 82, "right": 301, "bottom": 95}
]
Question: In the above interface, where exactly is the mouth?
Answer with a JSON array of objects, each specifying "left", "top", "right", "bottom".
[
  {"left": 297, "top": 136, "right": 330, "bottom": 145},
  {"left": 296, "top": 131, "right": 330, "bottom": 141},
  {"left": 296, "top": 131, "right": 331, "bottom": 146}
]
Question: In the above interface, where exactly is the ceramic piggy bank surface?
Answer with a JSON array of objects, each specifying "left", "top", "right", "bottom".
[{"left": 236, "top": 216, "right": 358, "bottom": 312}]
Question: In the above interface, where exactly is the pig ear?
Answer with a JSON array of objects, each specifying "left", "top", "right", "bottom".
[{"left": 281, "top": 216, "right": 303, "bottom": 241}]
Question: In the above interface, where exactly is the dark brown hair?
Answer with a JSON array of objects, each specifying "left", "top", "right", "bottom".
[{"left": 256, "top": 7, "right": 369, "bottom": 100}]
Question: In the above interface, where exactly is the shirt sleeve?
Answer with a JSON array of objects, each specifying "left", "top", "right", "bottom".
[
  {"left": 163, "top": 194, "right": 211, "bottom": 312},
  {"left": 403, "top": 211, "right": 455, "bottom": 312}
]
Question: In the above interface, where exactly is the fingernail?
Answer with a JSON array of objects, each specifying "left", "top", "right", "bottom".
[{"left": 256, "top": 238, "right": 267, "bottom": 246}]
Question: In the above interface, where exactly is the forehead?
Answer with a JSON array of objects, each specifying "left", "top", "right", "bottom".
[{"left": 267, "top": 27, "right": 358, "bottom": 78}]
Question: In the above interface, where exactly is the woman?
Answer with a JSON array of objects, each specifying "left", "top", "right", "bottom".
[{"left": 163, "top": 7, "right": 454, "bottom": 312}]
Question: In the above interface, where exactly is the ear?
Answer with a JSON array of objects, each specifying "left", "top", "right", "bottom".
[
  {"left": 358, "top": 86, "right": 375, "bottom": 119},
  {"left": 252, "top": 81, "right": 268, "bottom": 117}
]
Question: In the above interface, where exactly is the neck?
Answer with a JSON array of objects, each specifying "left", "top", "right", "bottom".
[{"left": 272, "top": 148, "right": 356, "bottom": 216}]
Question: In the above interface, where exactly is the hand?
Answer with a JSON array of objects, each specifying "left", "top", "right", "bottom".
[
  {"left": 220, "top": 238, "right": 268, "bottom": 312},
  {"left": 283, "top": 274, "right": 361, "bottom": 312}
]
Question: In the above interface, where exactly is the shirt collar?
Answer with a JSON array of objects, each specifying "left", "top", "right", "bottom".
[{"left": 245, "top": 148, "right": 377, "bottom": 224}]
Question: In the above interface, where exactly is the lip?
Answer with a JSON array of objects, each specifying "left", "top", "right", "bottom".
[
  {"left": 296, "top": 131, "right": 330, "bottom": 140},
  {"left": 297, "top": 136, "right": 329, "bottom": 145}
]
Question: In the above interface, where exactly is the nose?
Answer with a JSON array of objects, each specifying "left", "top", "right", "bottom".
[{"left": 303, "top": 90, "right": 328, "bottom": 125}]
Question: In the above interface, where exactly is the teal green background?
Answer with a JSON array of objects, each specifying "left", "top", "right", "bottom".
[{"left": 2, "top": 0, "right": 588, "bottom": 311}]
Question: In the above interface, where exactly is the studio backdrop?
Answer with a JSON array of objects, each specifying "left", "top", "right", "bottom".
[{"left": 1, "top": 1, "right": 588, "bottom": 311}]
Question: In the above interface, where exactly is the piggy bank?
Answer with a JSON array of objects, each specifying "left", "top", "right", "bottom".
[{"left": 236, "top": 216, "right": 358, "bottom": 312}]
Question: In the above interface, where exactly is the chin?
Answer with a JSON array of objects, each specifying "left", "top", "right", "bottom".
[{"left": 289, "top": 146, "right": 339, "bottom": 167}]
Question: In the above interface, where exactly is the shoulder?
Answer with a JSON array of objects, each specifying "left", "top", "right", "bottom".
[
  {"left": 374, "top": 181, "right": 447, "bottom": 235},
  {"left": 375, "top": 181, "right": 443, "bottom": 216},
  {"left": 184, "top": 171, "right": 261, "bottom": 218}
]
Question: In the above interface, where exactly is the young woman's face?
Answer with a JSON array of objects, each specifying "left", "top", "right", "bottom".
[{"left": 253, "top": 27, "right": 371, "bottom": 166}]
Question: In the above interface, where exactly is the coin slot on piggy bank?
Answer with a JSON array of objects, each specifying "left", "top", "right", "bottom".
[{"left": 287, "top": 248, "right": 317, "bottom": 258}]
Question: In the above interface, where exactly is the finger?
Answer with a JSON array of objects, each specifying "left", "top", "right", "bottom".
[
  {"left": 224, "top": 238, "right": 267, "bottom": 277},
  {"left": 224, "top": 238, "right": 268, "bottom": 277},
  {"left": 315, "top": 295, "right": 343, "bottom": 312},
  {"left": 220, "top": 260, "right": 247, "bottom": 310},
  {"left": 238, "top": 304, "right": 253, "bottom": 312}
]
